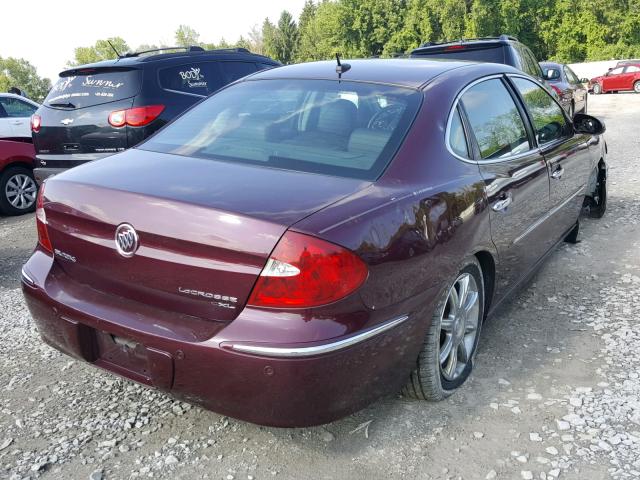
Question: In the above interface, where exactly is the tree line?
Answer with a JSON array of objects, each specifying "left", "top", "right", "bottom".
[{"left": 3, "top": 0, "right": 639, "bottom": 102}]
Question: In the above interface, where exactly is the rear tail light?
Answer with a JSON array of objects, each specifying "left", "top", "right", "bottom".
[
  {"left": 550, "top": 84, "right": 563, "bottom": 96},
  {"left": 445, "top": 45, "right": 465, "bottom": 50},
  {"left": 31, "top": 114, "right": 41, "bottom": 133},
  {"left": 36, "top": 182, "right": 53, "bottom": 254},
  {"left": 108, "top": 105, "right": 165, "bottom": 128},
  {"left": 248, "top": 231, "right": 368, "bottom": 308}
]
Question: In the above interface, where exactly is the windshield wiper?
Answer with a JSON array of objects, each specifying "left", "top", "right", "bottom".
[{"left": 48, "top": 102, "right": 76, "bottom": 109}]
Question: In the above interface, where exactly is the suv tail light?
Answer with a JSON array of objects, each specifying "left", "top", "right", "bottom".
[
  {"left": 108, "top": 105, "right": 165, "bottom": 128},
  {"left": 31, "top": 114, "right": 41, "bottom": 133},
  {"left": 36, "top": 182, "right": 53, "bottom": 254},
  {"left": 248, "top": 231, "right": 368, "bottom": 308}
]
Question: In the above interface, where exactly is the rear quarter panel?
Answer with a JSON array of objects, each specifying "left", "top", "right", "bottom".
[
  {"left": 294, "top": 65, "right": 498, "bottom": 315},
  {"left": 0, "top": 140, "right": 35, "bottom": 171}
]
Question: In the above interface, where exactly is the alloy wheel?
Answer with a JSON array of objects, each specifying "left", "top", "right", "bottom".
[
  {"left": 634, "top": 82, "right": 640, "bottom": 93},
  {"left": 438, "top": 273, "right": 481, "bottom": 381},
  {"left": 593, "top": 84, "right": 602, "bottom": 95},
  {"left": 5, "top": 173, "right": 37, "bottom": 210}
]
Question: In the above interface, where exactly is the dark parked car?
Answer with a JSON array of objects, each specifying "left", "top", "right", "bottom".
[
  {"left": 540, "top": 61, "right": 588, "bottom": 116},
  {"left": 411, "top": 35, "right": 549, "bottom": 86},
  {"left": 31, "top": 46, "right": 280, "bottom": 183},
  {"left": 22, "top": 59, "right": 608, "bottom": 427},
  {"left": 0, "top": 140, "right": 37, "bottom": 215},
  {"left": 589, "top": 63, "right": 640, "bottom": 94}
]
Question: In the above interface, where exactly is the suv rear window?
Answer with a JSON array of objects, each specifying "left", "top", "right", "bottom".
[
  {"left": 414, "top": 45, "right": 505, "bottom": 63},
  {"left": 140, "top": 79, "right": 421, "bottom": 180},
  {"left": 45, "top": 69, "right": 141, "bottom": 109}
]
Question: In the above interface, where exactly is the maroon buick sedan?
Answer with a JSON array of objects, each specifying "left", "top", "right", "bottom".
[{"left": 22, "top": 59, "right": 608, "bottom": 427}]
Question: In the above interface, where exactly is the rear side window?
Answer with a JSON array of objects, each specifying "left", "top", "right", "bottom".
[
  {"left": 140, "top": 79, "right": 422, "bottom": 181},
  {"left": 45, "top": 70, "right": 141, "bottom": 108},
  {"left": 158, "top": 63, "right": 226, "bottom": 96},
  {"left": 0, "top": 97, "right": 37, "bottom": 117},
  {"left": 625, "top": 65, "right": 640, "bottom": 73},
  {"left": 460, "top": 78, "right": 529, "bottom": 160},
  {"left": 511, "top": 77, "right": 570, "bottom": 145},
  {"left": 449, "top": 108, "right": 469, "bottom": 158}
]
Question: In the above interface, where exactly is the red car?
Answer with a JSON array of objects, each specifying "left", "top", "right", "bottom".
[
  {"left": 0, "top": 140, "right": 38, "bottom": 215},
  {"left": 22, "top": 59, "right": 607, "bottom": 427},
  {"left": 590, "top": 63, "right": 640, "bottom": 94}
]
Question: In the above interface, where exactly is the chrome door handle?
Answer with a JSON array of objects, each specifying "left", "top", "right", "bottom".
[
  {"left": 551, "top": 167, "right": 564, "bottom": 179},
  {"left": 492, "top": 193, "right": 512, "bottom": 212}
]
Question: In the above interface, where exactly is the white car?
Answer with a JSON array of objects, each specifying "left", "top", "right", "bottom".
[{"left": 0, "top": 93, "right": 40, "bottom": 140}]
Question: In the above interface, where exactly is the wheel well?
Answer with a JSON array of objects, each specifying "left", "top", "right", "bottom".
[
  {"left": 474, "top": 250, "right": 495, "bottom": 318},
  {"left": 0, "top": 160, "right": 33, "bottom": 175}
]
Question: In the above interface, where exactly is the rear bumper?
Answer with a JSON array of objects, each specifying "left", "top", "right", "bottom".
[
  {"left": 34, "top": 152, "right": 116, "bottom": 184},
  {"left": 21, "top": 250, "right": 429, "bottom": 427}
]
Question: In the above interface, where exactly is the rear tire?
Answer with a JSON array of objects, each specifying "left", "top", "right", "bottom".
[
  {"left": 634, "top": 81, "right": 640, "bottom": 93},
  {"left": 0, "top": 166, "right": 38, "bottom": 216},
  {"left": 403, "top": 257, "right": 484, "bottom": 401},
  {"left": 592, "top": 83, "right": 602, "bottom": 95}
]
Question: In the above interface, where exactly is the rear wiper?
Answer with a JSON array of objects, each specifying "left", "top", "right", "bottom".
[{"left": 48, "top": 102, "right": 76, "bottom": 109}]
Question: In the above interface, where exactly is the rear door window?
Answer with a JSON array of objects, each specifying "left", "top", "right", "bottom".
[
  {"left": 158, "top": 63, "right": 226, "bottom": 96},
  {"left": 625, "top": 65, "right": 640, "bottom": 73},
  {"left": 460, "top": 78, "right": 530, "bottom": 160},
  {"left": 511, "top": 77, "right": 570, "bottom": 145},
  {"left": 45, "top": 69, "right": 141, "bottom": 108}
]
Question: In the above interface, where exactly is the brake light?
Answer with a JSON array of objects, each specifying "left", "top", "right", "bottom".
[
  {"left": 446, "top": 45, "right": 465, "bottom": 50},
  {"left": 36, "top": 182, "right": 52, "bottom": 254},
  {"left": 248, "top": 231, "right": 368, "bottom": 308},
  {"left": 108, "top": 105, "right": 165, "bottom": 128},
  {"left": 31, "top": 114, "right": 41, "bottom": 133}
]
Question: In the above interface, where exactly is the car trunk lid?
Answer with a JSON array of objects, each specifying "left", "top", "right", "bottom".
[{"left": 42, "top": 149, "right": 371, "bottom": 322}]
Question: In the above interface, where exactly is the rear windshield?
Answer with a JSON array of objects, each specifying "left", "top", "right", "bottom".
[
  {"left": 140, "top": 79, "right": 421, "bottom": 180},
  {"left": 45, "top": 69, "right": 141, "bottom": 109},
  {"left": 413, "top": 45, "right": 505, "bottom": 64}
]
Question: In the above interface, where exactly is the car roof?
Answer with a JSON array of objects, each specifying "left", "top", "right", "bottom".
[
  {"left": 540, "top": 61, "right": 563, "bottom": 68},
  {"left": 58, "top": 48, "right": 279, "bottom": 77},
  {"left": 248, "top": 58, "right": 502, "bottom": 89},
  {"left": 0, "top": 93, "right": 39, "bottom": 105}
]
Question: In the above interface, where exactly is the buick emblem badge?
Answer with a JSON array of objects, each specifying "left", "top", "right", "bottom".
[{"left": 115, "top": 223, "right": 139, "bottom": 258}]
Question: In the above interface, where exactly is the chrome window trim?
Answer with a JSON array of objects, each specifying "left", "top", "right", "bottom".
[
  {"left": 445, "top": 74, "right": 540, "bottom": 165},
  {"left": 227, "top": 314, "right": 410, "bottom": 358}
]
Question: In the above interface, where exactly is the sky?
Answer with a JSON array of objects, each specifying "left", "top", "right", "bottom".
[{"left": 0, "top": 0, "right": 305, "bottom": 83}]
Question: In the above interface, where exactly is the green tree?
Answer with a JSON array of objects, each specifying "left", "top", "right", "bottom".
[
  {"left": 175, "top": 25, "right": 200, "bottom": 47},
  {"left": 0, "top": 57, "right": 52, "bottom": 102},
  {"left": 70, "top": 37, "right": 130, "bottom": 66}
]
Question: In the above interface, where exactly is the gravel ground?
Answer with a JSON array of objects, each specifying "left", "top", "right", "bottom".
[{"left": 1, "top": 93, "right": 639, "bottom": 480}]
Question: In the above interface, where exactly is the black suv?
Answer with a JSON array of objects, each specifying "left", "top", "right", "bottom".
[
  {"left": 32, "top": 46, "right": 280, "bottom": 183},
  {"left": 411, "top": 35, "right": 547, "bottom": 84}
]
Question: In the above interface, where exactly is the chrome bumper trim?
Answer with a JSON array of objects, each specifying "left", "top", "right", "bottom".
[
  {"left": 21, "top": 267, "right": 36, "bottom": 287},
  {"left": 229, "top": 314, "right": 410, "bottom": 358}
]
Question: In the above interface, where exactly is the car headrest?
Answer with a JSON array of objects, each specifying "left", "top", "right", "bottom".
[
  {"left": 348, "top": 128, "right": 392, "bottom": 154},
  {"left": 317, "top": 99, "right": 357, "bottom": 136}
]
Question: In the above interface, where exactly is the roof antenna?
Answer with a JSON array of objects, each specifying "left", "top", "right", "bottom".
[
  {"left": 335, "top": 53, "right": 351, "bottom": 78},
  {"left": 107, "top": 40, "right": 123, "bottom": 59}
]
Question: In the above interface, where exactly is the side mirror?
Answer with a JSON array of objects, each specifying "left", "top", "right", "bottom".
[
  {"left": 573, "top": 113, "right": 605, "bottom": 135},
  {"left": 545, "top": 68, "right": 560, "bottom": 80}
]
